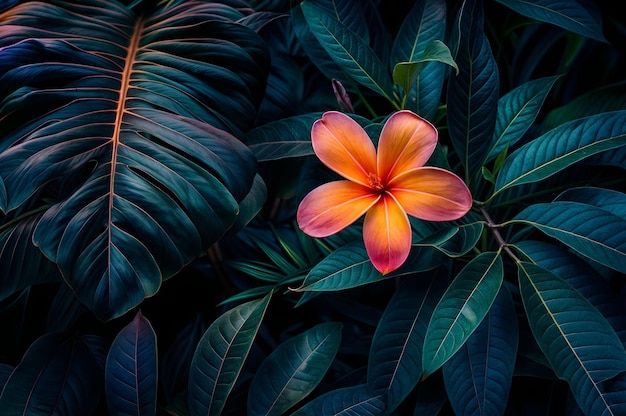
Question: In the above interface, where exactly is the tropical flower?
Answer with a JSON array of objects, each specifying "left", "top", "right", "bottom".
[{"left": 297, "top": 110, "right": 472, "bottom": 274}]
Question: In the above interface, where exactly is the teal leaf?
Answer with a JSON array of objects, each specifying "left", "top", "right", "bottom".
[
  {"left": 247, "top": 322, "right": 343, "bottom": 416},
  {"left": 415, "top": 220, "right": 484, "bottom": 257},
  {"left": 0, "top": 333, "right": 105, "bottom": 415},
  {"left": 555, "top": 186, "right": 626, "bottom": 219},
  {"left": 517, "top": 261, "right": 626, "bottom": 415},
  {"left": 443, "top": 284, "right": 518, "bottom": 416},
  {"left": 487, "top": 75, "right": 561, "bottom": 163},
  {"left": 105, "top": 311, "right": 157, "bottom": 416},
  {"left": 512, "top": 201, "right": 626, "bottom": 273},
  {"left": 392, "top": 40, "right": 458, "bottom": 93},
  {"left": 367, "top": 275, "right": 447, "bottom": 413},
  {"left": 446, "top": 0, "right": 499, "bottom": 182},
  {"left": 292, "top": 384, "right": 386, "bottom": 416},
  {"left": 228, "top": 174, "right": 267, "bottom": 234},
  {"left": 494, "top": 0, "right": 606, "bottom": 42},
  {"left": 0, "top": 364, "right": 13, "bottom": 392},
  {"left": 493, "top": 111, "right": 626, "bottom": 196},
  {"left": 188, "top": 293, "right": 271, "bottom": 416},
  {"left": 300, "top": 1, "right": 396, "bottom": 104},
  {"left": 390, "top": 0, "right": 447, "bottom": 118},
  {"left": 422, "top": 251, "right": 504, "bottom": 377}
]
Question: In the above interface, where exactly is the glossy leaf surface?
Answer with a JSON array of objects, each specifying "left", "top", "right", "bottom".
[
  {"left": 292, "top": 384, "right": 386, "bottom": 416},
  {"left": 0, "top": 1, "right": 268, "bottom": 320},
  {"left": 517, "top": 261, "right": 626, "bottom": 415},
  {"left": 105, "top": 311, "right": 157, "bottom": 416},
  {"left": 188, "top": 293, "right": 271, "bottom": 416},
  {"left": 247, "top": 322, "right": 342, "bottom": 416},
  {"left": 423, "top": 251, "right": 503, "bottom": 377}
]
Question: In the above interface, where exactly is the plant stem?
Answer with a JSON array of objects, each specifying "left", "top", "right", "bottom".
[{"left": 479, "top": 206, "right": 520, "bottom": 263}]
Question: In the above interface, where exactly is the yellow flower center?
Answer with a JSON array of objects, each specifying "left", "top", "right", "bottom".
[{"left": 367, "top": 172, "right": 384, "bottom": 191}]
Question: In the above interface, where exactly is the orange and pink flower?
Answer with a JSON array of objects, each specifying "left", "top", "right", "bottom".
[{"left": 297, "top": 110, "right": 472, "bottom": 274}]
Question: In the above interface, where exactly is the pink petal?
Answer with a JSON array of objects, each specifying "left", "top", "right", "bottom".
[
  {"left": 389, "top": 167, "right": 472, "bottom": 221},
  {"left": 312, "top": 111, "right": 377, "bottom": 187},
  {"left": 297, "top": 181, "right": 380, "bottom": 237},
  {"left": 363, "top": 194, "right": 411, "bottom": 275},
  {"left": 377, "top": 110, "right": 438, "bottom": 183}
]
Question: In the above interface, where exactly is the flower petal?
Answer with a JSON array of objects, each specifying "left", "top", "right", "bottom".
[
  {"left": 297, "top": 181, "right": 379, "bottom": 237},
  {"left": 363, "top": 194, "right": 411, "bottom": 274},
  {"left": 377, "top": 110, "right": 438, "bottom": 183},
  {"left": 312, "top": 111, "right": 377, "bottom": 187},
  {"left": 389, "top": 167, "right": 472, "bottom": 221}
]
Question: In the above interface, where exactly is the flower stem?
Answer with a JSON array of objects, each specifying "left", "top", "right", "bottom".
[{"left": 479, "top": 206, "right": 520, "bottom": 263}]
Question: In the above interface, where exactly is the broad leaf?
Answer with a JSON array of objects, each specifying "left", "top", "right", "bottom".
[
  {"left": 487, "top": 75, "right": 561, "bottom": 162},
  {"left": 555, "top": 187, "right": 626, "bottom": 219},
  {"left": 292, "top": 384, "right": 386, "bottom": 416},
  {"left": 0, "top": 1, "right": 269, "bottom": 321},
  {"left": 392, "top": 40, "right": 458, "bottom": 93},
  {"left": 493, "top": 111, "right": 626, "bottom": 196},
  {"left": 367, "top": 275, "right": 447, "bottom": 413},
  {"left": 300, "top": 0, "right": 395, "bottom": 104},
  {"left": 0, "top": 333, "right": 105, "bottom": 415},
  {"left": 188, "top": 292, "right": 271, "bottom": 416},
  {"left": 105, "top": 311, "right": 157, "bottom": 416},
  {"left": 446, "top": 0, "right": 499, "bottom": 182},
  {"left": 512, "top": 201, "right": 626, "bottom": 274},
  {"left": 494, "top": 0, "right": 606, "bottom": 42},
  {"left": 517, "top": 262, "right": 626, "bottom": 415},
  {"left": 443, "top": 284, "right": 518, "bottom": 416},
  {"left": 423, "top": 251, "right": 504, "bottom": 377},
  {"left": 247, "top": 322, "right": 342, "bottom": 416}
]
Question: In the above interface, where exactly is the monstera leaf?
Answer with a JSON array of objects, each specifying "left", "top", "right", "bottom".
[{"left": 0, "top": 0, "right": 269, "bottom": 320}]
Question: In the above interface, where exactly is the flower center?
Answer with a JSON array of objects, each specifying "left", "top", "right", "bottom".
[{"left": 367, "top": 172, "right": 384, "bottom": 191}]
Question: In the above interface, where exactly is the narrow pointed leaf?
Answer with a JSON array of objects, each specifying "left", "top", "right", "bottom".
[
  {"left": 188, "top": 292, "right": 271, "bottom": 416},
  {"left": 0, "top": 333, "right": 105, "bottom": 415},
  {"left": 512, "top": 201, "right": 626, "bottom": 273},
  {"left": 494, "top": 111, "right": 626, "bottom": 196},
  {"left": 292, "top": 384, "right": 386, "bottom": 416},
  {"left": 494, "top": 0, "right": 606, "bottom": 42},
  {"left": 447, "top": 0, "right": 499, "bottom": 181},
  {"left": 487, "top": 75, "right": 561, "bottom": 162},
  {"left": 443, "top": 285, "right": 518, "bottom": 416},
  {"left": 367, "top": 275, "right": 447, "bottom": 412},
  {"left": 392, "top": 40, "right": 458, "bottom": 93},
  {"left": 517, "top": 261, "right": 626, "bottom": 415},
  {"left": 423, "top": 251, "right": 503, "bottom": 377},
  {"left": 0, "top": 1, "right": 268, "bottom": 321},
  {"left": 300, "top": 1, "right": 395, "bottom": 103},
  {"left": 105, "top": 311, "right": 157, "bottom": 416},
  {"left": 247, "top": 322, "right": 342, "bottom": 416}
]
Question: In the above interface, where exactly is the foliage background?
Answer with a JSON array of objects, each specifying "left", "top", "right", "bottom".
[{"left": 0, "top": 0, "right": 625, "bottom": 415}]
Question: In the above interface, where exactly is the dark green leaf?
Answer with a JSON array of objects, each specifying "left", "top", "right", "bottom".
[
  {"left": 423, "top": 251, "right": 504, "bottom": 377},
  {"left": 443, "top": 284, "right": 518, "bottom": 416},
  {"left": 494, "top": 0, "right": 606, "bottom": 42},
  {"left": 512, "top": 201, "right": 626, "bottom": 273},
  {"left": 188, "top": 293, "right": 271, "bottom": 416},
  {"left": 555, "top": 187, "right": 626, "bottom": 219},
  {"left": 292, "top": 384, "right": 386, "bottom": 416},
  {"left": 105, "top": 311, "right": 157, "bottom": 416},
  {"left": 494, "top": 111, "right": 626, "bottom": 196},
  {"left": 392, "top": 40, "right": 458, "bottom": 93},
  {"left": 247, "top": 322, "right": 342, "bottom": 416},
  {"left": 517, "top": 261, "right": 626, "bottom": 415}
]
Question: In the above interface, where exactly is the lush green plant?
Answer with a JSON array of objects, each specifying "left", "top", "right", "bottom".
[{"left": 1, "top": 0, "right": 625, "bottom": 414}]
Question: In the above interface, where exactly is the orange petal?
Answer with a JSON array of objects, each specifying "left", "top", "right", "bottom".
[
  {"left": 388, "top": 167, "right": 472, "bottom": 221},
  {"left": 363, "top": 194, "right": 411, "bottom": 274},
  {"left": 377, "top": 110, "right": 438, "bottom": 183},
  {"left": 312, "top": 111, "right": 377, "bottom": 187},
  {"left": 297, "top": 181, "right": 380, "bottom": 237}
]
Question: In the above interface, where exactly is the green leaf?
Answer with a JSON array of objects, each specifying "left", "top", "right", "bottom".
[
  {"left": 494, "top": 0, "right": 606, "bottom": 42},
  {"left": 392, "top": 40, "right": 458, "bottom": 93},
  {"left": 300, "top": 1, "right": 396, "bottom": 104},
  {"left": 367, "top": 275, "right": 447, "bottom": 413},
  {"left": 188, "top": 293, "right": 271, "bottom": 416},
  {"left": 487, "top": 75, "right": 561, "bottom": 163},
  {"left": 493, "top": 111, "right": 626, "bottom": 196},
  {"left": 105, "top": 311, "right": 158, "bottom": 416},
  {"left": 0, "top": 1, "right": 269, "bottom": 321},
  {"left": 415, "top": 220, "right": 484, "bottom": 258},
  {"left": 517, "top": 261, "right": 626, "bottom": 415},
  {"left": 442, "top": 284, "right": 518, "bottom": 416},
  {"left": 555, "top": 186, "right": 626, "bottom": 219},
  {"left": 291, "top": 384, "right": 386, "bottom": 416},
  {"left": 247, "top": 322, "right": 342, "bottom": 416},
  {"left": 423, "top": 251, "right": 504, "bottom": 378},
  {"left": 512, "top": 201, "right": 626, "bottom": 274}
]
